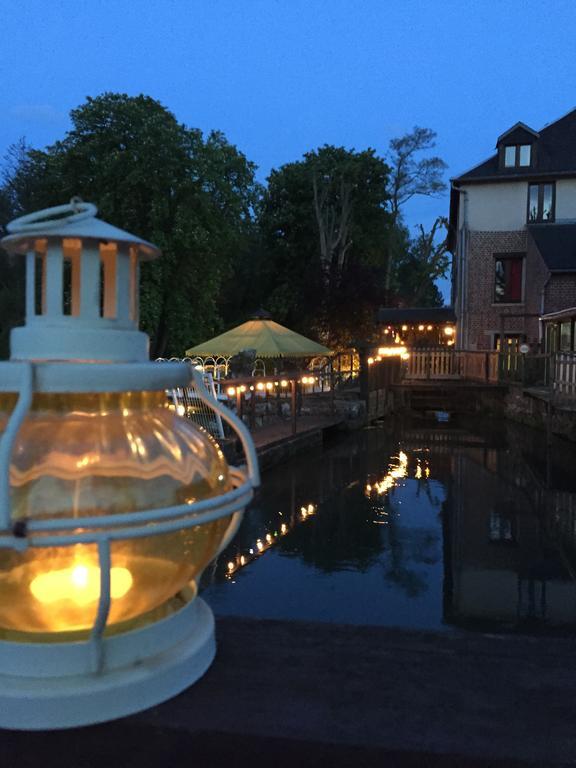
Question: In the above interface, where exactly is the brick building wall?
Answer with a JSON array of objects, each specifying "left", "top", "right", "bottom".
[
  {"left": 544, "top": 275, "right": 576, "bottom": 314},
  {"left": 463, "top": 230, "right": 548, "bottom": 350}
]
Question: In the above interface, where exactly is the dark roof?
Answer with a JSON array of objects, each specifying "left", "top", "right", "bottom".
[
  {"left": 377, "top": 307, "right": 456, "bottom": 324},
  {"left": 454, "top": 108, "right": 576, "bottom": 183},
  {"left": 529, "top": 224, "right": 576, "bottom": 272},
  {"left": 496, "top": 122, "right": 539, "bottom": 144}
]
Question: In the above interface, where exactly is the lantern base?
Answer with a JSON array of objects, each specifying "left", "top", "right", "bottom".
[{"left": 0, "top": 596, "right": 216, "bottom": 730}]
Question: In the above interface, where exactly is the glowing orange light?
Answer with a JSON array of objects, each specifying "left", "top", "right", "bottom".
[
  {"left": 30, "top": 563, "right": 133, "bottom": 607},
  {"left": 377, "top": 346, "right": 407, "bottom": 357}
]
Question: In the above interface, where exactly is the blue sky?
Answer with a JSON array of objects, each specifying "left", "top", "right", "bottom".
[{"left": 2, "top": 0, "right": 576, "bottom": 301}]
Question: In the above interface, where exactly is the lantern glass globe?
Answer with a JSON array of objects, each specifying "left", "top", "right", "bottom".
[{"left": 0, "top": 390, "right": 231, "bottom": 640}]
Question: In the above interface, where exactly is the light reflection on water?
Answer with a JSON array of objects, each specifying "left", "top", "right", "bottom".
[{"left": 201, "top": 418, "right": 576, "bottom": 633}]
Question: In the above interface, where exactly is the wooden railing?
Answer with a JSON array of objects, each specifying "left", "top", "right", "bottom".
[
  {"left": 403, "top": 348, "right": 576, "bottom": 399},
  {"left": 554, "top": 352, "right": 576, "bottom": 397},
  {"left": 404, "top": 349, "right": 499, "bottom": 383}
]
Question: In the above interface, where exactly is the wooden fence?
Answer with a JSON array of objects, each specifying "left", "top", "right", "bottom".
[
  {"left": 405, "top": 349, "right": 499, "bottom": 383},
  {"left": 554, "top": 352, "right": 576, "bottom": 398},
  {"left": 403, "top": 348, "right": 576, "bottom": 399}
]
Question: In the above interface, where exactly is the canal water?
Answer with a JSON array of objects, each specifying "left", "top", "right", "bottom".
[{"left": 202, "top": 416, "right": 576, "bottom": 633}]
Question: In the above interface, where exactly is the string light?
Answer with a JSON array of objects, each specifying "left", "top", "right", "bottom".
[{"left": 224, "top": 502, "right": 318, "bottom": 579}]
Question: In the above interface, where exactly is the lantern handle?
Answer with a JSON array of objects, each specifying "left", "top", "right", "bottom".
[
  {"left": 190, "top": 369, "right": 260, "bottom": 488},
  {"left": 0, "top": 362, "right": 33, "bottom": 532},
  {"left": 6, "top": 199, "right": 97, "bottom": 234}
]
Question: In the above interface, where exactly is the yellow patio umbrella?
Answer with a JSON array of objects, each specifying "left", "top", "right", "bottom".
[{"left": 186, "top": 317, "right": 332, "bottom": 358}]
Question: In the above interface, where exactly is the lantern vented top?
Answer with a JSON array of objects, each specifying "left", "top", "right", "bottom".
[
  {"left": 2, "top": 200, "right": 160, "bottom": 363},
  {"left": 2, "top": 199, "right": 160, "bottom": 260}
]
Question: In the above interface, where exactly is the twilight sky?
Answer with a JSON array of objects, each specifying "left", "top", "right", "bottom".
[{"left": 2, "top": 0, "right": 575, "bottom": 300}]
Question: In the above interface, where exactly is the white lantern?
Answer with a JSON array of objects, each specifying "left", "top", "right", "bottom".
[{"left": 0, "top": 200, "right": 259, "bottom": 729}]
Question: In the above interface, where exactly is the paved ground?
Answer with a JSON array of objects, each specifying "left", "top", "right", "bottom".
[{"left": 3, "top": 617, "right": 576, "bottom": 767}]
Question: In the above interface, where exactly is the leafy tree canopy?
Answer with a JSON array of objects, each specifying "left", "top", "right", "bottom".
[
  {"left": 0, "top": 96, "right": 449, "bottom": 358},
  {"left": 256, "top": 145, "right": 392, "bottom": 346},
  {"left": 0, "top": 93, "right": 261, "bottom": 357}
]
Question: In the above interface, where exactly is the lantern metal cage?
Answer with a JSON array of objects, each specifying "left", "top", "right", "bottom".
[{"left": 0, "top": 201, "right": 259, "bottom": 730}]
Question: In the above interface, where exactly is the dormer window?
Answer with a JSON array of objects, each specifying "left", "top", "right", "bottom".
[{"left": 504, "top": 144, "right": 532, "bottom": 168}]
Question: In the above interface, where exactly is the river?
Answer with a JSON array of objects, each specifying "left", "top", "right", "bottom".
[{"left": 202, "top": 415, "right": 576, "bottom": 633}]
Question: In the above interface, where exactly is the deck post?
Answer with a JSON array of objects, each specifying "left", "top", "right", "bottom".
[
  {"left": 236, "top": 388, "right": 243, "bottom": 421},
  {"left": 249, "top": 387, "right": 256, "bottom": 429},
  {"left": 291, "top": 379, "right": 297, "bottom": 435},
  {"left": 330, "top": 361, "right": 335, "bottom": 415}
]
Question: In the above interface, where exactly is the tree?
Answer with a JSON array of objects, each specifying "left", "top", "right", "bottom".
[
  {"left": 0, "top": 93, "right": 261, "bottom": 358},
  {"left": 394, "top": 217, "right": 450, "bottom": 307},
  {"left": 385, "top": 127, "right": 447, "bottom": 296},
  {"left": 257, "top": 145, "right": 391, "bottom": 345}
]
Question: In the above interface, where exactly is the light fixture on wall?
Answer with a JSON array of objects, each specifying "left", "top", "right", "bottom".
[{"left": 0, "top": 200, "right": 259, "bottom": 729}]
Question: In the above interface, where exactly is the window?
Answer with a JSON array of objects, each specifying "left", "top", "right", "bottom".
[
  {"left": 519, "top": 145, "right": 531, "bottom": 166},
  {"left": 560, "top": 321, "right": 572, "bottom": 352},
  {"left": 504, "top": 146, "right": 516, "bottom": 167},
  {"left": 494, "top": 334, "right": 522, "bottom": 351},
  {"left": 494, "top": 255, "right": 524, "bottom": 303},
  {"left": 528, "top": 182, "right": 555, "bottom": 222},
  {"left": 489, "top": 508, "right": 515, "bottom": 543},
  {"left": 504, "top": 144, "right": 532, "bottom": 168}
]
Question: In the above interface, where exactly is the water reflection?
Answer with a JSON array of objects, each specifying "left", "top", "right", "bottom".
[{"left": 201, "top": 418, "right": 576, "bottom": 633}]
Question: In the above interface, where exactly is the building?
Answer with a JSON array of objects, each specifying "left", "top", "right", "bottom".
[
  {"left": 375, "top": 307, "right": 456, "bottom": 348},
  {"left": 448, "top": 108, "right": 576, "bottom": 351}
]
